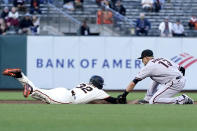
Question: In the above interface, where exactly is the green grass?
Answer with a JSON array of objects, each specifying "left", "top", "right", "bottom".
[
  {"left": 0, "top": 91, "right": 33, "bottom": 100},
  {"left": 0, "top": 92, "right": 145, "bottom": 101},
  {"left": 0, "top": 91, "right": 197, "bottom": 101},
  {"left": 0, "top": 91, "right": 197, "bottom": 131}
]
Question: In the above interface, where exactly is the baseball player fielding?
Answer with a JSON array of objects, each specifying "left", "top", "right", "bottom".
[{"left": 118, "top": 49, "right": 194, "bottom": 104}]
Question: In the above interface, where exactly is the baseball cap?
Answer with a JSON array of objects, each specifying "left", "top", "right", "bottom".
[{"left": 138, "top": 49, "right": 154, "bottom": 59}]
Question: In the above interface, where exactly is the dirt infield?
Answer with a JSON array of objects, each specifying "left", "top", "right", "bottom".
[{"left": 0, "top": 100, "right": 196, "bottom": 104}]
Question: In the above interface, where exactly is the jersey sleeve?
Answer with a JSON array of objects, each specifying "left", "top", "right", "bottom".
[
  {"left": 95, "top": 89, "right": 110, "bottom": 100},
  {"left": 135, "top": 66, "right": 152, "bottom": 80}
]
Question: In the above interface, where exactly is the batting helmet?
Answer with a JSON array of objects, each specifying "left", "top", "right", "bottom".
[{"left": 89, "top": 75, "right": 104, "bottom": 89}]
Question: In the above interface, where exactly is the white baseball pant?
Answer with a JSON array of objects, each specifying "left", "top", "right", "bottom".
[{"left": 17, "top": 73, "right": 72, "bottom": 104}]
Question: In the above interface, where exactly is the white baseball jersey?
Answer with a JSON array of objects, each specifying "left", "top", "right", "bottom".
[
  {"left": 71, "top": 83, "right": 110, "bottom": 104},
  {"left": 136, "top": 58, "right": 182, "bottom": 84},
  {"left": 16, "top": 74, "right": 109, "bottom": 104}
]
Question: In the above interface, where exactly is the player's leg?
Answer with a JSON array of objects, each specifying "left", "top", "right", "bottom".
[
  {"left": 144, "top": 81, "right": 159, "bottom": 101},
  {"left": 31, "top": 87, "right": 73, "bottom": 104},
  {"left": 138, "top": 81, "right": 159, "bottom": 104},
  {"left": 149, "top": 77, "right": 193, "bottom": 104},
  {"left": 22, "top": 84, "right": 73, "bottom": 104},
  {"left": 2, "top": 68, "right": 36, "bottom": 88},
  {"left": 149, "top": 79, "right": 182, "bottom": 104},
  {"left": 18, "top": 75, "right": 73, "bottom": 104},
  {"left": 149, "top": 86, "right": 182, "bottom": 104},
  {"left": 2, "top": 68, "right": 73, "bottom": 104},
  {"left": 2, "top": 68, "right": 37, "bottom": 97}
]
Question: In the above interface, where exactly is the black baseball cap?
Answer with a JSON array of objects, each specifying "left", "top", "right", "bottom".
[{"left": 138, "top": 49, "right": 154, "bottom": 59}]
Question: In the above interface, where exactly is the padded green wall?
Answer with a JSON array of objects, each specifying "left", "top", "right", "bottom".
[{"left": 0, "top": 36, "right": 27, "bottom": 89}]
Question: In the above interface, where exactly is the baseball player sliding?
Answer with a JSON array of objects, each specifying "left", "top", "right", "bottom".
[
  {"left": 118, "top": 49, "right": 194, "bottom": 104},
  {"left": 2, "top": 69, "right": 123, "bottom": 104}
]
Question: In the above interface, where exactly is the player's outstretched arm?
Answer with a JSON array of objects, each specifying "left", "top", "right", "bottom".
[
  {"left": 126, "top": 81, "right": 136, "bottom": 92},
  {"left": 117, "top": 81, "right": 136, "bottom": 103},
  {"left": 87, "top": 96, "right": 127, "bottom": 104},
  {"left": 87, "top": 100, "right": 111, "bottom": 104},
  {"left": 104, "top": 96, "right": 119, "bottom": 104}
]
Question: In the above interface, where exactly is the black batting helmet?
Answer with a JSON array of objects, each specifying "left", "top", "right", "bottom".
[{"left": 89, "top": 75, "right": 104, "bottom": 89}]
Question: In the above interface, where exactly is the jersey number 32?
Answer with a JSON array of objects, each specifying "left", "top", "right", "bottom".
[{"left": 76, "top": 84, "right": 93, "bottom": 93}]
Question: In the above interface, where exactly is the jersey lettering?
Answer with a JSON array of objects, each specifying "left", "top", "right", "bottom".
[
  {"left": 76, "top": 83, "right": 93, "bottom": 93},
  {"left": 152, "top": 58, "right": 172, "bottom": 68}
]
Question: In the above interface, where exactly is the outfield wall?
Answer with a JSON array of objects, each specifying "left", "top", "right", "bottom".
[
  {"left": 0, "top": 36, "right": 26, "bottom": 89},
  {"left": 0, "top": 36, "right": 197, "bottom": 90}
]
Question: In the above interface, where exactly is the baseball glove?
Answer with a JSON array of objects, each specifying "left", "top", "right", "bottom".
[{"left": 117, "top": 95, "right": 127, "bottom": 104}]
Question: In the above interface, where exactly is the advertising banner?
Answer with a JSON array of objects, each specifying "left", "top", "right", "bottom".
[{"left": 27, "top": 36, "right": 197, "bottom": 90}]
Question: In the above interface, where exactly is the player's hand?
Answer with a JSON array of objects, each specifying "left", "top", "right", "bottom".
[{"left": 117, "top": 94, "right": 127, "bottom": 104}]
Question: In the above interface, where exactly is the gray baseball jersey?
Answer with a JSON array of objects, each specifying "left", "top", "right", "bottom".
[
  {"left": 136, "top": 58, "right": 188, "bottom": 104},
  {"left": 136, "top": 58, "right": 182, "bottom": 84}
]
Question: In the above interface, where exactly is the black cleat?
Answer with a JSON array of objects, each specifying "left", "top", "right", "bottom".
[
  {"left": 182, "top": 94, "right": 194, "bottom": 104},
  {"left": 138, "top": 99, "right": 149, "bottom": 104}
]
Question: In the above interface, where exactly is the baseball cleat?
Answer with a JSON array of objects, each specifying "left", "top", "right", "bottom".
[
  {"left": 2, "top": 68, "right": 22, "bottom": 78},
  {"left": 23, "top": 83, "right": 33, "bottom": 98},
  {"left": 182, "top": 94, "right": 194, "bottom": 104},
  {"left": 138, "top": 99, "right": 149, "bottom": 104}
]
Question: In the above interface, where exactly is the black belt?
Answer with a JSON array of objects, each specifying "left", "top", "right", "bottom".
[
  {"left": 176, "top": 76, "right": 182, "bottom": 80},
  {"left": 165, "top": 76, "right": 182, "bottom": 85}
]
